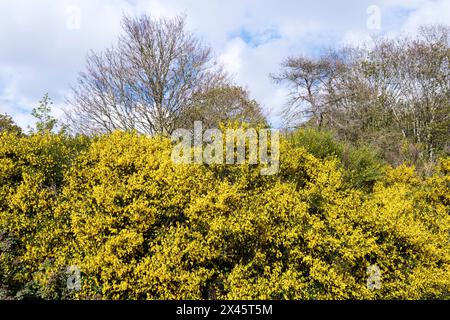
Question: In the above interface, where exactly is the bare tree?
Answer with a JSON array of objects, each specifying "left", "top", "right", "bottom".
[
  {"left": 273, "top": 25, "right": 450, "bottom": 161},
  {"left": 271, "top": 50, "right": 347, "bottom": 129},
  {"left": 66, "top": 14, "right": 227, "bottom": 135}
]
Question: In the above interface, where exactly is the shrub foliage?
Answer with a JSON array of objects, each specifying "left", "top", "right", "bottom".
[{"left": 0, "top": 129, "right": 449, "bottom": 299}]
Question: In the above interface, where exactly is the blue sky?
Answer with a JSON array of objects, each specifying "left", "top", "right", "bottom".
[{"left": 0, "top": 0, "right": 449, "bottom": 129}]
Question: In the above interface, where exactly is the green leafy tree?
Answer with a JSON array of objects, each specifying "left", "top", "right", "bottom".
[
  {"left": 0, "top": 114, "right": 22, "bottom": 135},
  {"left": 31, "top": 94, "right": 57, "bottom": 133},
  {"left": 177, "top": 85, "right": 267, "bottom": 129}
]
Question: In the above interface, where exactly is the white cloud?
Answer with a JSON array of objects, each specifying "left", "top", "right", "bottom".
[
  {"left": 218, "top": 38, "right": 246, "bottom": 76},
  {"left": 401, "top": 0, "right": 450, "bottom": 32},
  {"left": 0, "top": 0, "right": 448, "bottom": 129}
]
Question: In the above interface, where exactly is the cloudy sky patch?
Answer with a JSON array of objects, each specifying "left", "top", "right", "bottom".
[{"left": 0, "top": 0, "right": 448, "bottom": 129}]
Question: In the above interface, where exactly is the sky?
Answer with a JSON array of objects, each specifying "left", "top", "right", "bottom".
[{"left": 0, "top": 0, "right": 449, "bottom": 129}]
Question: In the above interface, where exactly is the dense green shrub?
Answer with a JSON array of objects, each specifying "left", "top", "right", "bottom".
[{"left": 288, "top": 128, "right": 383, "bottom": 189}]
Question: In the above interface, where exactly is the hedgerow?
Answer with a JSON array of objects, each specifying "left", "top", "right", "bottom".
[{"left": 0, "top": 130, "right": 449, "bottom": 300}]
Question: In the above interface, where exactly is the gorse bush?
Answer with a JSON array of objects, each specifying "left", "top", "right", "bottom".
[
  {"left": 0, "top": 129, "right": 449, "bottom": 300},
  {"left": 0, "top": 131, "right": 89, "bottom": 299}
]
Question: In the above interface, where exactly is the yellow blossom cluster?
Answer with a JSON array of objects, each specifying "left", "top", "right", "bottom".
[{"left": 0, "top": 130, "right": 448, "bottom": 299}]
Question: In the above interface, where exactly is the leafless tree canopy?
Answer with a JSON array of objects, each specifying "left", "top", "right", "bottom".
[
  {"left": 273, "top": 25, "right": 450, "bottom": 161},
  {"left": 271, "top": 49, "right": 348, "bottom": 128},
  {"left": 66, "top": 14, "right": 227, "bottom": 135}
]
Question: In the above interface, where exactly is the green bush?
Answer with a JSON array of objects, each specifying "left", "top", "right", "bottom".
[{"left": 288, "top": 128, "right": 383, "bottom": 189}]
